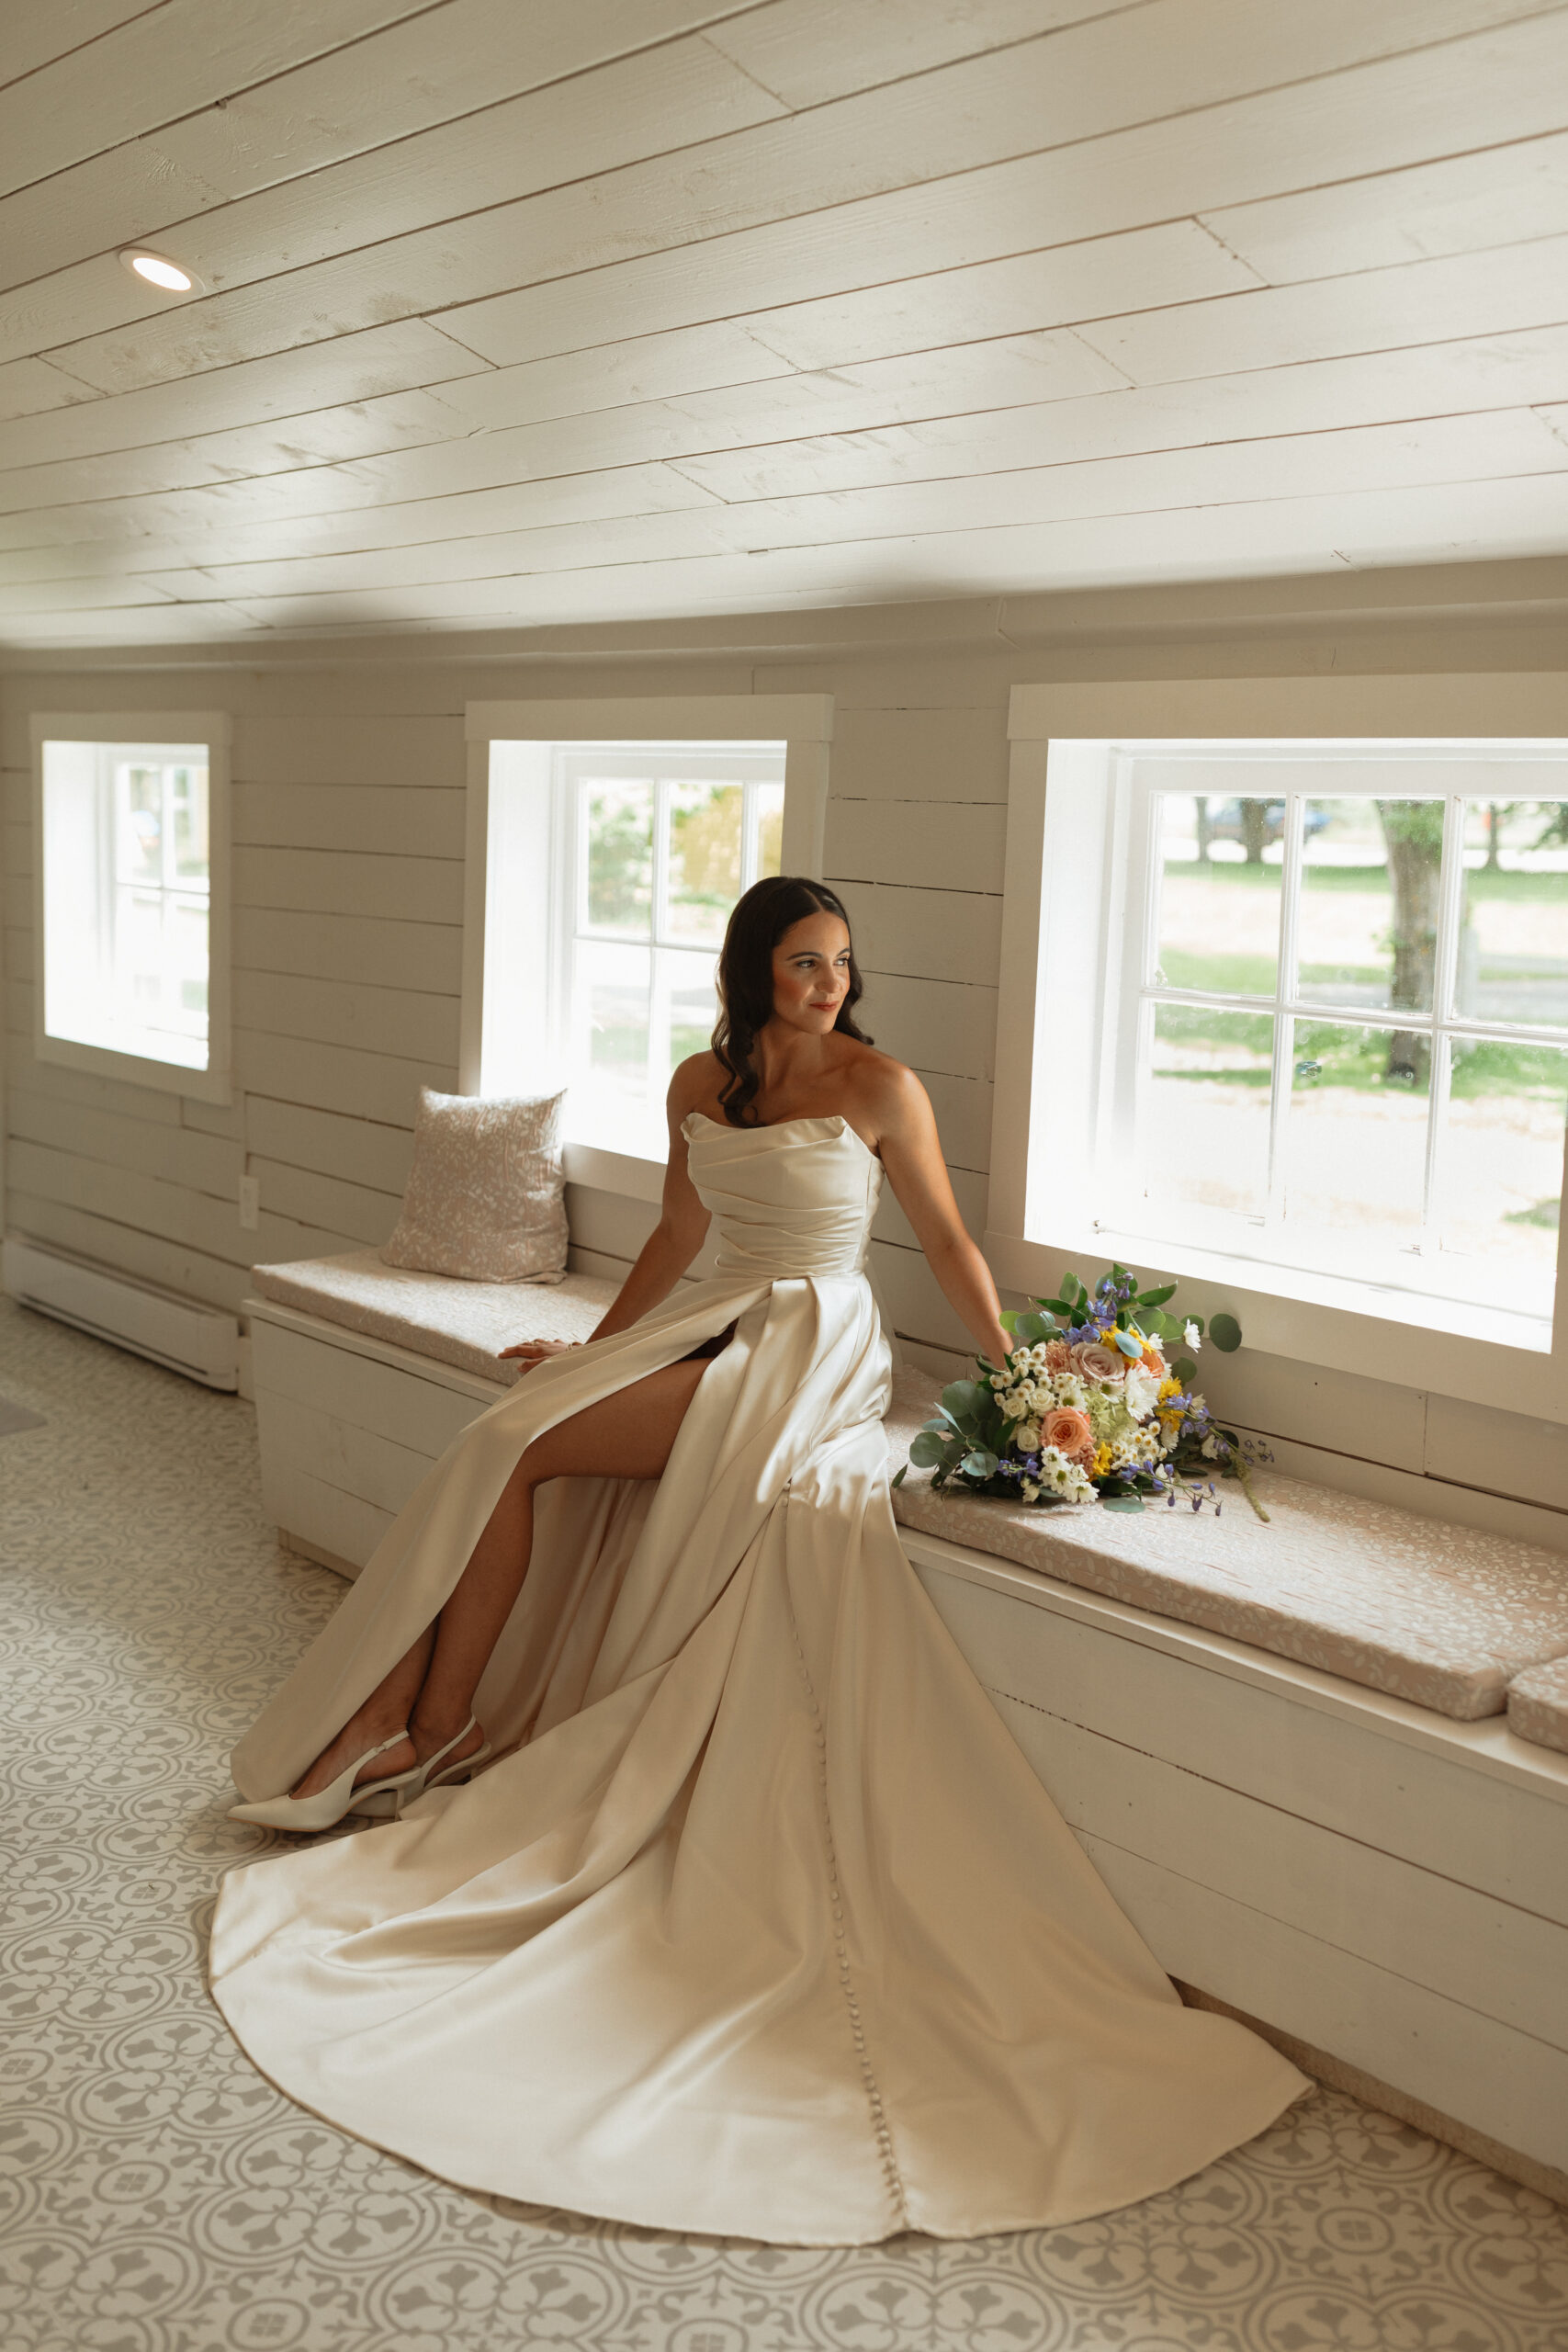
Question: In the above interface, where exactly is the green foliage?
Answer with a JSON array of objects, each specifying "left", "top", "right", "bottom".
[
  {"left": 1450, "top": 1038, "right": 1568, "bottom": 1102},
  {"left": 1375, "top": 799, "right": 1446, "bottom": 853},
  {"left": 1208, "top": 1313, "right": 1242, "bottom": 1353},
  {"left": 586, "top": 786, "right": 653, "bottom": 930},
  {"left": 1158, "top": 950, "right": 1278, "bottom": 996},
  {"left": 1168, "top": 856, "right": 1564, "bottom": 902}
]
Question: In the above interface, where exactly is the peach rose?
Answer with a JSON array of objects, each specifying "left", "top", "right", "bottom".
[{"left": 1043, "top": 1407, "right": 1095, "bottom": 1462}]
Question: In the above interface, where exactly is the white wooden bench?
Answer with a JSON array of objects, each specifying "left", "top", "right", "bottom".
[{"left": 246, "top": 1254, "right": 1568, "bottom": 2200}]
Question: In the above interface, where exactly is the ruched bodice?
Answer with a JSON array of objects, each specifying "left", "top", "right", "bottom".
[{"left": 683, "top": 1112, "right": 881, "bottom": 1280}]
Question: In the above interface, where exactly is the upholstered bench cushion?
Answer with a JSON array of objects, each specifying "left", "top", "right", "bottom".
[
  {"left": 884, "top": 1369, "right": 1568, "bottom": 1724},
  {"left": 1507, "top": 1656, "right": 1568, "bottom": 1756},
  {"left": 252, "top": 1252, "right": 616, "bottom": 1386}
]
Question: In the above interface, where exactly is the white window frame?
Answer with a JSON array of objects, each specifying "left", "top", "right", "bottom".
[
  {"left": 461, "top": 695, "right": 832, "bottom": 1203},
  {"left": 28, "top": 711, "right": 232, "bottom": 1105},
  {"left": 989, "top": 676, "right": 1568, "bottom": 1423}
]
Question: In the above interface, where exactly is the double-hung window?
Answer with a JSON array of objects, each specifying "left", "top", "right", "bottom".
[
  {"left": 991, "top": 684, "right": 1568, "bottom": 1416},
  {"left": 463, "top": 695, "right": 830, "bottom": 1194},
  {"left": 553, "top": 746, "right": 784, "bottom": 1151},
  {"left": 30, "top": 713, "right": 231, "bottom": 1101},
  {"left": 1111, "top": 744, "right": 1567, "bottom": 1332}
]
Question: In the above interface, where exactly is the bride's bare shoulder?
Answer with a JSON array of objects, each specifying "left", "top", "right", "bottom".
[
  {"left": 838, "top": 1043, "right": 931, "bottom": 1133},
  {"left": 669, "top": 1051, "right": 724, "bottom": 1119}
]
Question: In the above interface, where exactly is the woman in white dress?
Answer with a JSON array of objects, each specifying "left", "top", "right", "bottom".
[{"left": 212, "top": 876, "right": 1305, "bottom": 2246}]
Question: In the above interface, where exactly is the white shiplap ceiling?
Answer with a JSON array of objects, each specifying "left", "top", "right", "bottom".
[{"left": 2, "top": 0, "right": 1567, "bottom": 651}]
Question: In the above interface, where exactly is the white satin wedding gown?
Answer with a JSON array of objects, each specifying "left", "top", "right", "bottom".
[{"left": 211, "top": 1113, "right": 1305, "bottom": 2245}]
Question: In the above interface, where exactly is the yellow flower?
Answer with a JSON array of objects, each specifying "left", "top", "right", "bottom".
[
  {"left": 1158, "top": 1375, "right": 1183, "bottom": 1401},
  {"left": 1090, "top": 1442, "right": 1112, "bottom": 1478}
]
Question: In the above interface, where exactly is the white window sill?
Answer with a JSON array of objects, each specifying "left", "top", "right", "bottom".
[
  {"left": 563, "top": 1138, "right": 665, "bottom": 1205},
  {"left": 986, "top": 1224, "right": 1565, "bottom": 1419},
  {"left": 34, "top": 1031, "right": 232, "bottom": 1106}
]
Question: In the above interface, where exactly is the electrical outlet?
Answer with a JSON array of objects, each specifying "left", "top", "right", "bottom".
[{"left": 238, "top": 1174, "right": 260, "bottom": 1231}]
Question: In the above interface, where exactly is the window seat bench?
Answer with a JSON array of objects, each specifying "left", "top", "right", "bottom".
[{"left": 246, "top": 1251, "right": 1568, "bottom": 2196}]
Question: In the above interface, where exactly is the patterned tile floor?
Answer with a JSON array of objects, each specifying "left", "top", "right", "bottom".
[{"left": 2, "top": 1295, "right": 1566, "bottom": 2352}]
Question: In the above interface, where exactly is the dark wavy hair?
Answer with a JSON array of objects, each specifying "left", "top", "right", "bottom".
[{"left": 711, "top": 876, "right": 872, "bottom": 1126}]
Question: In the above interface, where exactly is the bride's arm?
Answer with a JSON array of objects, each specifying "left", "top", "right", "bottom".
[
  {"left": 873, "top": 1063, "right": 1013, "bottom": 1366},
  {"left": 501, "top": 1081, "right": 712, "bottom": 1368}
]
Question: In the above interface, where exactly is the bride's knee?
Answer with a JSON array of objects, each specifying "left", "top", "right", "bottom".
[{"left": 506, "top": 1437, "right": 554, "bottom": 1496}]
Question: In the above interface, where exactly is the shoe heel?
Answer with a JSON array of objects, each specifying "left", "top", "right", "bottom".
[{"left": 426, "top": 1740, "right": 492, "bottom": 1793}]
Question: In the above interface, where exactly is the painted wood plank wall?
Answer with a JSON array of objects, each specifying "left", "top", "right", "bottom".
[{"left": 1, "top": 574, "right": 1565, "bottom": 1525}]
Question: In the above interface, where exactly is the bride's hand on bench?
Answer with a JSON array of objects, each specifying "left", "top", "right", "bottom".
[{"left": 500, "top": 1338, "right": 581, "bottom": 1374}]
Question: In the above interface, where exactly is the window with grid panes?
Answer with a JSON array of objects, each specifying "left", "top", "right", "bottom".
[
  {"left": 1103, "top": 742, "right": 1568, "bottom": 1337},
  {"left": 555, "top": 743, "right": 785, "bottom": 1149},
  {"left": 39, "top": 738, "right": 213, "bottom": 1074}
]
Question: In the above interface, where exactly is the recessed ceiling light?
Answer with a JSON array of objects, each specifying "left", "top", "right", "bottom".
[{"left": 118, "top": 249, "right": 201, "bottom": 293}]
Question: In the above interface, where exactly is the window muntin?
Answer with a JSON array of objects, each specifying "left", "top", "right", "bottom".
[
  {"left": 561, "top": 747, "right": 784, "bottom": 1148},
  {"left": 1107, "top": 745, "right": 1568, "bottom": 1339},
  {"left": 40, "top": 739, "right": 212, "bottom": 1073}
]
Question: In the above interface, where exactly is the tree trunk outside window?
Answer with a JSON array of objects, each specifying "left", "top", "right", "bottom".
[
  {"left": 1375, "top": 800, "right": 1444, "bottom": 1085},
  {"left": 1239, "top": 799, "right": 1269, "bottom": 865}
]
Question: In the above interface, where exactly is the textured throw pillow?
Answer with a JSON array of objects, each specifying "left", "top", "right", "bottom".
[{"left": 380, "top": 1088, "right": 569, "bottom": 1283}]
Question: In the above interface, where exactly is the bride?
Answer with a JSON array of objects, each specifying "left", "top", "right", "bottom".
[{"left": 212, "top": 875, "right": 1304, "bottom": 2246}]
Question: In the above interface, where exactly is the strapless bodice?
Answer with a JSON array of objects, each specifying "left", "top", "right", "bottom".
[{"left": 682, "top": 1114, "right": 882, "bottom": 1281}]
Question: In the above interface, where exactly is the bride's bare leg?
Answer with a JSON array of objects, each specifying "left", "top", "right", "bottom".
[{"left": 289, "top": 1356, "right": 713, "bottom": 1800}]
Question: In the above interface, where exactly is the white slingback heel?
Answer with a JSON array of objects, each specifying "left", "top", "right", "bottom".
[
  {"left": 348, "top": 1719, "right": 493, "bottom": 1817},
  {"left": 413, "top": 1717, "right": 492, "bottom": 1798},
  {"left": 227, "top": 1729, "right": 422, "bottom": 1832}
]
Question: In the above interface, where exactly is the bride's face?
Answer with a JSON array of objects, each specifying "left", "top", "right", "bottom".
[{"left": 771, "top": 914, "right": 852, "bottom": 1035}]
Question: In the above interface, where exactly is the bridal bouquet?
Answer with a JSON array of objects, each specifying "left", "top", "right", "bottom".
[{"left": 897, "top": 1263, "right": 1268, "bottom": 1520}]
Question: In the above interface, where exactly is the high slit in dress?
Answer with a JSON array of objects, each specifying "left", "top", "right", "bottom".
[{"left": 210, "top": 1113, "right": 1307, "bottom": 2245}]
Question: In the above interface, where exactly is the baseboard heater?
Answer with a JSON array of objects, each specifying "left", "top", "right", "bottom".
[{"left": 2, "top": 1234, "right": 240, "bottom": 1391}]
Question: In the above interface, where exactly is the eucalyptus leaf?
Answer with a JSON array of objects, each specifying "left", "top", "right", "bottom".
[
  {"left": 1100, "top": 1494, "right": 1145, "bottom": 1513},
  {"left": 890, "top": 1464, "right": 907, "bottom": 1489},
  {"left": 1209, "top": 1312, "right": 1243, "bottom": 1352},
  {"left": 962, "top": 1449, "right": 998, "bottom": 1478},
  {"left": 1013, "top": 1312, "right": 1052, "bottom": 1344},
  {"left": 942, "top": 1379, "right": 987, "bottom": 1420},
  {"left": 1172, "top": 1356, "right": 1198, "bottom": 1385},
  {"left": 908, "top": 1432, "right": 949, "bottom": 1468},
  {"left": 998, "top": 1308, "right": 1021, "bottom": 1332},
  {"left": 1138, "top": 1283, "right": 1177, "bottom": 1307}
]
